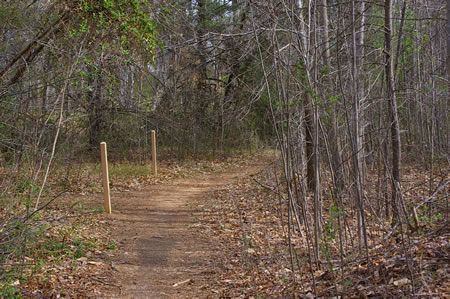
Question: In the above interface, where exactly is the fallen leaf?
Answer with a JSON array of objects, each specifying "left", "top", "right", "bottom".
[{"left": 393, "top": 278, "right": 409, "bottom": 286}]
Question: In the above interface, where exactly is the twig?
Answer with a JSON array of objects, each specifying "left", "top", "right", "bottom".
[
  {"left": 0, "top": 263, "right": 35, "bottom": 267},
  {"left": 23, "top": 191, "right": 67, "bottom": 223},
  {"left": 383, "top": 178, "right": 449, "bottom": 241},
  {"left": 40, "top": 210, "right": 101, "bottom": 223},
  {"left": 252, "top": 178, "right": 276, "bottom": 192},
  {"left": 90, "top": 276, "right": 121, "bottom": 288}
]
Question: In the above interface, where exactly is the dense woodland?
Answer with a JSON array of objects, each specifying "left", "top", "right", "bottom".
[{"left": 0, "top": 0, "right": 448, "bottom": 297}]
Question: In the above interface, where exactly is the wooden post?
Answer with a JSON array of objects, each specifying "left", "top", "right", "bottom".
[
  {"left": 151, "top": 130, "right": 157, "bottom": 176},
  {"left": 100, "top": 142, "right": 111, "bottom": 214}
]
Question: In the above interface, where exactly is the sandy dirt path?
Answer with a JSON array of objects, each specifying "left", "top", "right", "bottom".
[{"left": 100, "top": 165, "right": 262, "bottom": 298}]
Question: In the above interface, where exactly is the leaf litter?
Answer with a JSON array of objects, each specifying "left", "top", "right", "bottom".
[
  {"left": 3, "top": 154, "right": 447, "bottom": 298},
  {"left": 191, "top": 162, "right": 449, "bottom": 298},
  {"left": 1, "top": 152, "right": 266, "bottom": 297}
]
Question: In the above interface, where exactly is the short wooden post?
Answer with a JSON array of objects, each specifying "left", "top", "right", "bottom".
[
  {"left": 100, "top": 142, "right": 111, "bottom": 214},
  {"left": 151, "top": 130, "right": 157, "bottom": 176}
]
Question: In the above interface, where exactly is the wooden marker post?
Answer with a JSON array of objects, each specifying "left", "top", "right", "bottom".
[
  {"left": 100, "top": 142, "right": 111, "bottom": 214},
  {"left": 151, "top": 130, "right": 157, "bottom": 176}
]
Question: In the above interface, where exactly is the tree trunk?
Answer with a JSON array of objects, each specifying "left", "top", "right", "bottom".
[
  {"left": 305, "top": 98, "right": 315, "bottom": 191},
  {"left": 355, "top": 0, "right": 366, "bottom": 180},
  {"left": 319, "top": 0, "right": 344, "bottom": 193},
  {"left": 196, "top": 0, "right": 209, "bottom": 126},
  {"left": 351, "top": 0, "right": 369, "bottom": 257},
  {"left": 384, "top": 0, "right": 402, "bottom": 223}
]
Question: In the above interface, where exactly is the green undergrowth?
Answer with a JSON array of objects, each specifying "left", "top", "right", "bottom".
[
  {"left": 108, "top": 163, "right": 153, "bottom": 178},
  {"left": 0, "top": 210, "right": 115, "bottom": 298}
]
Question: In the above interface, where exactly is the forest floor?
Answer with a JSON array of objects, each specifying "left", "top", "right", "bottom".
[
  {"left": 5, "top": 153, "right": 268, "bottom": 298},
  {"left": 2, "top": 152, "right": 448, "bottom": 298}
]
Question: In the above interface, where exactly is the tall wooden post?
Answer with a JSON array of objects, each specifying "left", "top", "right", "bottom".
[
  {"left": 100, "top": 142, "right": 111, "bottom": 214},
  {"left": 151, "top": 130, "right": 157, "bottom": 176}
]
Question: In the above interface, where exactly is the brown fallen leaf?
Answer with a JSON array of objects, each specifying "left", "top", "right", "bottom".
[
  {"left": 393, "top": 278, "right": 409, "bottom": 287},
  {"left": 246, "top": 248, "right": 256, "bottom": 254}
]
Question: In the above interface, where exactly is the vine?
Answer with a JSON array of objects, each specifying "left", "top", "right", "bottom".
[{"left": 69, "top": 0, "right": 157, "bottom": 60}]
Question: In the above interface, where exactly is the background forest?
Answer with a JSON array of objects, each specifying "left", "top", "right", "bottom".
[{"left": 0, "top": 0, "right": 448, "bottom": 297}]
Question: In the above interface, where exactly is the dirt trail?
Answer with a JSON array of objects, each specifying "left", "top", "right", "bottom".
[{"left": 101, "top": 165, "right": 262, "bottom": 298}]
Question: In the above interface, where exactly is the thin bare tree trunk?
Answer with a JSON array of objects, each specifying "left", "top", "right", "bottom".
[
  {"left": 355, "top": 0, "right": 366, "bottom": 181},
  {"left": 351, "top": 0, "right": 369, "bottom": 258},
  {"left": 320, "top": 0, "right": 344, "bottom": 193},
  {"left": 34, "top": 64, "right": 74, "bottom": 209},
  {"left": 384, "top": 0, "right": 402, "bottom": 223}
]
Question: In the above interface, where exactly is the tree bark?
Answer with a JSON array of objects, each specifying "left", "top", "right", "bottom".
[
  {"left": 356, "top": 0, "right": 366, "bottom": 180},
  {"left": 384, "top": 0, "right": 402, "bottom": 222},
  {"left": 351, "top": 0, "right": 369, "bottom": 257},
  {"left": 319, "top": 0, "right": 344, "bottom": 192}
]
